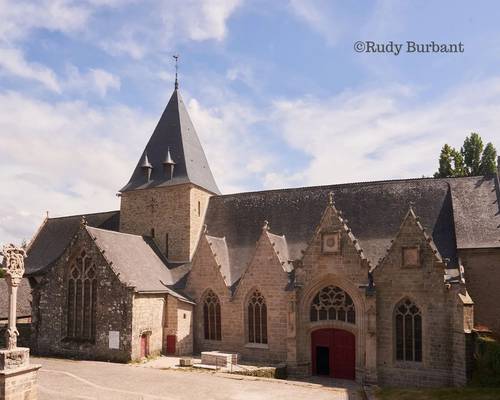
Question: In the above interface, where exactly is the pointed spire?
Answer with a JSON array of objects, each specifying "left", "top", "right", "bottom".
[
  {"left": 119, "top": 85, "right": 220, "bottom": 194},
  {"left": 163, "top": 147, "right": 175, "bottom": 165},
  {"left": 173, "top": 54, "right": 179, "bottom": 90},
  {"left": 140, "top": 152, "right": 153, "bottom": 181},
  {"left": 163, "top": 147, "right": 176, "bottom": 180}
]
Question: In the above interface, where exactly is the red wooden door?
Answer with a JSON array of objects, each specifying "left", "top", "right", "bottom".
[
  {"left": 140, "top": 334, "right": 149, "bottom": 358},
  {"left": 332, "top": 329, "right": 355, "bottom": 380},
  {"left": 166, "top": 335, "right": 176, "bottom": 355},
  {"left": 311, "top": 328, "right": 355, "bottom": 380}
]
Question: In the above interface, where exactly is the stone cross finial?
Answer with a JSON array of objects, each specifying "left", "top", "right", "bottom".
[
  {"left": 1, "top": 244, "right": 27, "bottom": 350},
  {"left": 328, "top": 191, "right": 335, "bottom": 207},
  {"left": 262, "top": 220, "right": 269, "bottom": 232}
]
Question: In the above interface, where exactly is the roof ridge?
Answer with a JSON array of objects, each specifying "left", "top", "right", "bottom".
[
  {"left": 86, "top": 225, "right": 144, "bottom": 239},
  {"left": 48, "top": 210, "right": 119, "bottom": 220},
  {"left": 216, "top": 176, "right": 452, "bottom": 199}
]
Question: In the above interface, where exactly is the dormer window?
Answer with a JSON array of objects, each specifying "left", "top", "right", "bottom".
[
  {"left": 163, "top": 147, "right": 176, "bottom": 180},
  {"left": 402, "top": 246, "right": 420, "bottom": 267},
  {"left": 140, "top": 153, "right": 153, "bottom": 181}
]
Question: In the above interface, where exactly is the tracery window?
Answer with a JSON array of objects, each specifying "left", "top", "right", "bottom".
[
  {"left": 67, "top": 250, "right": 97, "bottom": 340},
  {"left": 203, "top": 290, "right": 221, "bottom": 340},
  {"left": 248, "top": 290, "right": 267, "bottom": 344},
  {"left": 310, "top": 285, "right": 356, "bottom": 324},
  {"left": 395, "top": 299, "right": 422, "bottom": 362}
]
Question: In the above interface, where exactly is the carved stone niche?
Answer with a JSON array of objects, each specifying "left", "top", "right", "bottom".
[{"left": 321, "top": 231, "right": 341, "bottom": 254}]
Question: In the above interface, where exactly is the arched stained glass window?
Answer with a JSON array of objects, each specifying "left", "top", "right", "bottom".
[
  {"left": 248, "top": 290, "right": 267, "bottom": 344},
  {"left": 67, "top": 250, "right": 97, "bottom": 340},
  {"left": 310, "top": 285, "right": 356, "bottom": 324},
  {"left": 395, "top": 299, "right": 422, "bottom": 362},
  {"left": 203, "top": 290, "right": 221, "bottom": 341}
]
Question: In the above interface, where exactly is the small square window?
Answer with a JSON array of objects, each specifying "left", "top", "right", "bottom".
[
  {"left": 322, "top": 232, "right": 341, "bottom": 254},
  {"left": 402, "top": 246, "right": 420, "bottom": 267}
]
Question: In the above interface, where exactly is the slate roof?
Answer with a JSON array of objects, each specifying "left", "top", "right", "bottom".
[
  {"left": 25, "top": 174, "right": 500, "bottom": 294},
  {"left": 266, "top": 231, "right": 294, "bottom": 273},
  {"left": 25, "top": 211, "right": 120, "bottom": 276},
  {"left": 448, "top": 176, "right": 500, "bottom": 249},
  {"left": 203, "top": 178, "right": 471, "bottom": 285},
  {"left": 0, "top": 278, "right": 31, "bottom": 320},
  {"left": 120, "top": 88, "right": 220, "bottom": 195},
  {"left": 205, "top": 235, "right": 233, "bottom": 287},
  {"left": 86, "top": 226, "right": 191, "bottom": 301}
]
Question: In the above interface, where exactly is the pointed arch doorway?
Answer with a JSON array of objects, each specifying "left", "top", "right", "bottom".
[{"left": 311, "top": 328, "right": 355, "bottom": 380}]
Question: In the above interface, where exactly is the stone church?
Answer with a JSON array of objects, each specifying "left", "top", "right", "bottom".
[{"left": 24, "top": 81, "right": 500, "bottom": 387}]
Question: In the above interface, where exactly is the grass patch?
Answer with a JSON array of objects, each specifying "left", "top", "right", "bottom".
[{"left": 376, "top": 387, "right": 500, "bottom": 400}]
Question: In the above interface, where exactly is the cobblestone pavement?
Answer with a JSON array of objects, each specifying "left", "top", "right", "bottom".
[{"left": 34, "top": 357, "right": 364, "bottom": 400}]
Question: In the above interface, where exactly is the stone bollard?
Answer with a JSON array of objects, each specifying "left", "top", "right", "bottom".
[{"left": 0, "top": 244, "right": 41, "bottom": 400}]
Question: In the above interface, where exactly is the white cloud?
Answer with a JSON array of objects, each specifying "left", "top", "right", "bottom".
[
  {"left": 165, "top": 0, "right": 243, "bottom": 42},
  {"left": 0, "top": 0, "right": 91, "bottom": 42},
  {"left": 66, "top": 65, "right": 121, "bottom": 97},
  {"left": 101, "top": 0, "right": 243, "bottom": 59},
  {"left": 288, "top": 0, "right": 347, "bottom": 45},
  {"left": 0, "top": 47, "right": 61, "bottom": 92},
  {"left": 0, "top": 91, "right": 155, "bottom": 244},
  {"left": 187, "top": 96, "right": 270, "bottom": 194},
  {"left": 270, "top": 78, "right": 500, "bottom": 186}
]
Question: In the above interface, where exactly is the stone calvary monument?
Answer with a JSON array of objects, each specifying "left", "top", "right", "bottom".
[{"left": 0, "top": 244, "right": 40, "bottom": 400}]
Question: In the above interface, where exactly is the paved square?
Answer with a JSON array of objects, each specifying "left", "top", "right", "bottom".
[{"left": 34, "top": 357, "right": 363, "bottom": 400}]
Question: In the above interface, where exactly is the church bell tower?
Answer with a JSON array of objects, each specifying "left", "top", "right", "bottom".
[{"left": 118, "top": 77, "right": 220, "bottom": 262}]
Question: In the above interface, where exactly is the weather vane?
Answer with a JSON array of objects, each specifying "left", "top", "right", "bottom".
[{"left": 173, "top": 54, "right": 179, "bottom": 89}]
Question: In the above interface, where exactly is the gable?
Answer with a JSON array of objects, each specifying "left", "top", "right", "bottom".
[{"left": 25, "top": 211, "right": 120, "bottom": 276}]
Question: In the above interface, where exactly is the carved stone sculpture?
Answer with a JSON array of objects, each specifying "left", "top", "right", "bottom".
[{"left": 1, "top": 244, "right": 27, "bottom": 350}]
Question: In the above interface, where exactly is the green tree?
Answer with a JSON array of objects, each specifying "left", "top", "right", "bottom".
[
  {"left": 435, "top": 133, "right": 497, "bottom": 178},
  {"left": 461, "top": 132, "right": 483, "bottom": 175},
  {"left": 480, "top": 142, "right": 498, "bottom": 175},
  {"left": 434, "top": 144, "right": 454, "bottom": 178},
  {"left": 451, "top": 148, "right": 466, "bottom": 177}
]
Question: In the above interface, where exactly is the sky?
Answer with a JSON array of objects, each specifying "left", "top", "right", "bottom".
[{"left": 1, "top": 0, "right": 500, "bottom": 245}]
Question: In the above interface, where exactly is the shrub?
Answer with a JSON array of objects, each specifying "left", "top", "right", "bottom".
[{"left": 471, "top": 335, "right": 500, "bottom": 387}]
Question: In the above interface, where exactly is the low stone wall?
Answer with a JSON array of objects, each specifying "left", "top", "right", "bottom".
[
  {"left": 201, "top": 351, "right": 238, "bottom": 367},
  {"left": 231, "top": 364, "right": 287, "bottom": 379}
]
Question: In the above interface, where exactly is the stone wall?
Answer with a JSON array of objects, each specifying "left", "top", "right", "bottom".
[
  {"left": 373, "top": 210, "right": 464, "bottom": 387},
  {"left": 185, "top": 231, "right": 291, "bottom": 363},
  {"left": 459, "top": 248, "right": 500, "bottom": 337},
  {"left": 131, "top": 294, "right": 165, "bottom": 360},
  {"left": 119, "top": 184, "right": 212, "bottom": 262},
  {"left": 176, "top": 300, "right": 193, "bottom": 355},
  {"left": 31, "top": 227, "right": 133, "bottom": 362}
]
